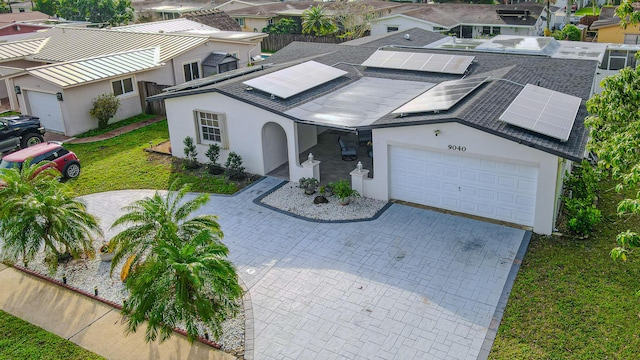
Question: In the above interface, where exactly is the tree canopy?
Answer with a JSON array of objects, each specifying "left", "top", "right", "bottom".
[
  {"left": 585, "top": 61, "right": 640, "bottom": 273},
  {"left": 54, "top": 0, "right": 134, "bottom": 26},
  {"left": 262, "top": 18, "right": 299, "bottom": 34},
  {"left": 301, "top": 5, "right": 336, "bottom": 36},
  {"left": 0, "top": 161, "right": 101, "bottom": 273},
  {"left": 109, "top": 183, "right": 242, "bottom": 342}
]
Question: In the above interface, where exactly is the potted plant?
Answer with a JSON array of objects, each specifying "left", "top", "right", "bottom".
[
  {"left": 298, "top": 177, "right": 319, "bottom": 195},
  {"left": 319, "top": 183, "right": 334, "bottom": 197},
  {"left": 332, "top": 179, "right": 359, "bottom": 205},
  {"left": 98, "top": 243, "right": 115, "bottom": 262}
]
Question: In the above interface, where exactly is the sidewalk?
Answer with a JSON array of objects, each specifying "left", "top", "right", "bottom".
[
  {"left": 0, "top": 264, "right": 233, "bottom": 360},
  {"left": 43, "top": 116, "right": 166, "bottom": 144}
]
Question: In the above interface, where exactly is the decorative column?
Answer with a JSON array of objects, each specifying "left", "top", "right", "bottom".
[
  {"left": 350, "top": 161, "right": 369, "bottom": 197},
  {"left": 302, "top": 153, "right": 320, "bottom": 181}
]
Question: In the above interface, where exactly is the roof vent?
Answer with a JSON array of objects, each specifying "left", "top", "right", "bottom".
[{"left": 403, "top": 33, "right": 411, "bottom": 40}]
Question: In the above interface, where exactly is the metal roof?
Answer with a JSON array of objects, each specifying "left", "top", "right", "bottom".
[
  {"left": 22, "top": 27, "right": 209, "bottom": 63},
  {"left": 0, "top": 38, "right": 48, "bottom": 61},
  {"left": 114, "top": 18, "right": 221, "bottom": 34},
  {"left": 27, "top": 47, "right": 161, "bottom": 88}
]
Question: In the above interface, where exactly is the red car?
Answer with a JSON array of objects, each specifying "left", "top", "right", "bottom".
[{"left": 0, "top": 141, "right": 80, "bottom": 179}]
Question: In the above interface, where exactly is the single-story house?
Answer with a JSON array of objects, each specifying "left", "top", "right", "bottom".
[
  {"left": 224, "top": 0, "right": 404, "bottom": 33},
  {"left": 0, "top": 22, "right": 265, "bottom": 136},
  {"left": 370, "top": 2, "right": 547, "bottom": 38},
  {"left": 182, "top": 8, "right": 243, "bottom": 31},
  {"left": 151, "top": 28, "right": 596, "bottom": 235},
  {"left": 591, "top": 4, "right": 640, "bottom": 44}
]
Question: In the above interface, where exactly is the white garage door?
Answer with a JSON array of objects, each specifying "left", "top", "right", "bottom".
[
  {"left": 26, "top": 91, "right": 64, "bottom": 133},
  {"left": 389, "top": 146, "right": 538, "bottom": 226}
]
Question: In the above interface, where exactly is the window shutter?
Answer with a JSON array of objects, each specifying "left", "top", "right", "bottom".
[{"left": 219, "top": 115, "right": 229, "bottom": 149}]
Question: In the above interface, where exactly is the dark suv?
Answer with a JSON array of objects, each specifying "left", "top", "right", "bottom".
[
  {"left": 0, "top": 115, "right": 45, "bottom": 154},
  {"left": 0, "top": 141, "right": 80, "bottom": 179}
]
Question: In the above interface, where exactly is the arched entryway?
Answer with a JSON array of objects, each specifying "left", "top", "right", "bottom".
[{"left": 262, "top": 122, "right": 289, "bottom": 179}]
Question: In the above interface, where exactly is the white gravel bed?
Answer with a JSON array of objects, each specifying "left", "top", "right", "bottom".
[
  {"left": 0, "top": 239, "right": 244, "bottom": 354},
  {"left": 260, "top": 181, "right": 388, "bottom": 220}
]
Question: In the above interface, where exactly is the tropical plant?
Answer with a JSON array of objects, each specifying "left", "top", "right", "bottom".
[
  {"left": 332, "top": 179, "right": 359, "bottom": 202},
  {"left": 298, "top": 177, "right": 319, "bottom": 195},
  {"left": 301, "top": 5, "right": 337, "bottom": 36},
  {"left": 224, "top": 152, "right": 245, "bottom": 180},
  {"left": 33, "top": 0, "right": 58, "bottom": 15},
  {"left": 108, "top": 182, "right": 242, "bottom": 342},
  {"left": 89, "top": 93, "right": 120, "bottom": 129},
  {"left": 0, "top": 161, "right": 102, "bottom": 273},
  {"left": 183, "top": 136, "right": 199, "bottom": 169}
]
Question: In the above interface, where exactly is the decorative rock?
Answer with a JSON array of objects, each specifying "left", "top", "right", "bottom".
[{"left": 314, "top": 195, "right": 329, "bottom": 204}]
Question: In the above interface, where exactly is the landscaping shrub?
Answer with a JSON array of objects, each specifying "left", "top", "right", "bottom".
[
  {"left": 224, "top": 152, "right": 245, "bottom": 180},
  {"left": 205, "top": 143, "right": 223, "bottom": 175},
  {"left": 89, "top": 93, "right": 120, "bottom": 129},
  {"left": 562, "top": 160, "right": 602, "bottom": 236},
  {"left": 183, "top": 136, "right": 199, "bottom": 169}
]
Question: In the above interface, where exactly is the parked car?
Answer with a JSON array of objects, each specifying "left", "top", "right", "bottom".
[
  {"left": 0, "top": 115, "right": 45, "bottom": 154},
  {"left": 0, "top": 142, "right": 80, "bottom": 179}
]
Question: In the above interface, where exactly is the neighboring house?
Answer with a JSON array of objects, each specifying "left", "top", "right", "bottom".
[
  {"left": 591, "top": 5, "right": 640, "bottom": 44},
  {"left": 6, "top": 1, "right": 33, "bottom": 13},
  {"left": 370, "top": 2, "right": 547, "bottom": 38},
  {"left": 151, "top": 28, "right": 597, "bottom": 235},
  {"left": 182, "top": 9, "right": 243, "bottom": 31},
  {"left": 214, "top": 0, "right": 281, "bottom": 13},
  {"left": 0, "top": 11, "right": 51, "bottom": 34},
  {"left": 132, "top": 0, "right": 213, "bottom": 21},
  {"left": 225, "top": 0, "right": 404, "bottom": 33},
  {"left": 113, "top": 18, "right": 267, "bottom": 67},
  {"left": 0, "top": 26, "right": 262, "bottom": 136}
]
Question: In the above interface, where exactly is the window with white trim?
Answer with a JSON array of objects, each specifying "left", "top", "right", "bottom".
[
  {"left": 112, "top": 77, "right": 134, "bottom": 96},
  {"left": 195, "top": 111, "right": 228, "bottom": 148},
  {"left": 183, "top": 61, "right": 200, "bottom": 82},
  {"left": 235, "top": 18, "right": 245, "bottom": 26}
]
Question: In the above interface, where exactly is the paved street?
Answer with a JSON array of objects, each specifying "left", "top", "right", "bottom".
[{"left": 81, "top": 177, "right": 527, "bottom": 360}]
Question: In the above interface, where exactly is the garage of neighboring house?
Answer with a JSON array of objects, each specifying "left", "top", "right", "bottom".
[
  {"left": 25, "top": 90, "right": 64, "bottom": 133},
  {"left": 389, "top": 146, "right": 538, "bottom": 226}
]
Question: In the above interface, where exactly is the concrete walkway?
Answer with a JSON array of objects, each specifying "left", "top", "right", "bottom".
[
  {"left": 76, "top": 177, "right": 528, "bottom": 360},
  {"left": 0, "top": 263, "right": 234, "bottom": 360}
]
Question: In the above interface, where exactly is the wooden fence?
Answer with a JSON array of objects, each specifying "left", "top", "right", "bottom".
[
  {"left": 261, "top": 34, "right": 348, "bottom": 53},
  {"left": 139, "top": 81, "right": 170, "bottom": 116}
]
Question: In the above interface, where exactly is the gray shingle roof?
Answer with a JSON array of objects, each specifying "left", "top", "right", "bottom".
[{"left": 155, "top": 30, "right": 594, "bottom": 162}]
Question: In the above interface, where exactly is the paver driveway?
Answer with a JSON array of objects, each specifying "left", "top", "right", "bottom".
[{"left": 83, "top": 177, "right": 527, "bottom": 360}]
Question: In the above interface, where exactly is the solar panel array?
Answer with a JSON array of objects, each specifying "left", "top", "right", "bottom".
[
  {"left": 361, "top": 50, "right": 475, "bottom": 74},
  {"left": 499, "top": 84, "right": 581, "bottom": 142},
  {"left": 392, "top": 76, "right": 489, "bottom": 114},
  {"left": 242, "top": 61, "right": 347, "bottom": 99}
]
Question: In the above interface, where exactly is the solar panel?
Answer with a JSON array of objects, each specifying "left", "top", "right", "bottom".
[
  {"left": 242, "top": 61, "right": 347, "bottom": 99},
  {"left": 361, "top": 50, "right": 475, "bottom": 74},
  {"left": 499, "top": 84, "right": 581, "bottom": 142},
  {"left": 392, "top": 76, "right": 489, "bottom": 114}
]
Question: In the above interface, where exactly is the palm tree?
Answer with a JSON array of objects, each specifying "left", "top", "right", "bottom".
[
  {"left": 302, "top": 5, "right": 336, "bottom": 36},
  {"left": 0, "top": 161, "right": 101, "bottom": 273},
  {"left": 109, "top": 183, "right": 242, "bottom": 343}
]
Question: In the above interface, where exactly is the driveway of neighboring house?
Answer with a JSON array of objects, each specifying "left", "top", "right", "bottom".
[{"left": 81, "top": 177, "right": 527, "bottom": 360}]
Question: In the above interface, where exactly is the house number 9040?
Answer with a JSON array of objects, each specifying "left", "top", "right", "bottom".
[{"left": 448, "top": 145, "right": 466, "bottom": 152}]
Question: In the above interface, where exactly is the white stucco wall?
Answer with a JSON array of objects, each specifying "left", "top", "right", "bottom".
[
  {"left": 371, "top": 16, "right": 436, "bottom": 36},
  {"left": 164, "top": 92, "right": 310, "bottom": 181},
  {"left": 14, "top": 73, "right": 143, "bottom": 136},
  {"left": 364, "top": 122, "right": 562, "bottom": 234}
]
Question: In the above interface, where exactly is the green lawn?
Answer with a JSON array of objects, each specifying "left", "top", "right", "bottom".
[
  {"left": 575, "top": 7, "right": 601, "bottom": 16},
  {"left": 73, "top": 113, "right": 157, "bottom": 138},
  {"left": 0, "top": 310, "right": 105, "bottom": 360},
  {"left": 65, "top": 120, "right": 239, "bottom": 196},
  {"left": 491, "top": 177, "right": 640, "bottom": 359}
]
